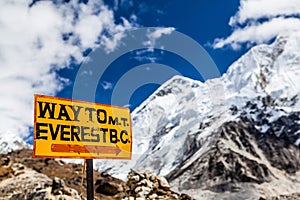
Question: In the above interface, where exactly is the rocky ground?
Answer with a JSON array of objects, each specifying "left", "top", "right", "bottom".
[{"left": 0, "top": 149, "right": 194, "bottom": 200}]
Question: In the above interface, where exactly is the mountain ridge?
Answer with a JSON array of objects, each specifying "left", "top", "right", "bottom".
[{"left": 103, "top": 33, "right": 300, "bottom": 199}]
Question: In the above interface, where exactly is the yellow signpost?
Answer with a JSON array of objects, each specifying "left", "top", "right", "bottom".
[{"left": 33, "top": 94, "right": 132, "bottom": 160}]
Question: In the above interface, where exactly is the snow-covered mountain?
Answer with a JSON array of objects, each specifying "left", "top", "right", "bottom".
[
  {"left": 0, "top": 133, "right": 29, "bottom": 154},
  {"left": 93, "top": 33, "right": 300, "bottom": 199}
]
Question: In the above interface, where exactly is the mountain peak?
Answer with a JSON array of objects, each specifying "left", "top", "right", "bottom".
[
  {"left": 132, "top": 75, "right": 203, "bottom": 115},
  {"left": 223, "top": 33, "right": 300, "bottom": 108},
  {"left": 0, "top": 134, "right": 30, "bottom": 154}
]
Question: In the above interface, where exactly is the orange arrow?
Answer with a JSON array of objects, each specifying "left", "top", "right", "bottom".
[{"left": 51, "top": 144, "right": 122, "bottom": 156}]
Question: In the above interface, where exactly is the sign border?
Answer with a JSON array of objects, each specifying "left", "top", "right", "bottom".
[{"left": 33, "top": 94, "right": 132, "bottom": 160}]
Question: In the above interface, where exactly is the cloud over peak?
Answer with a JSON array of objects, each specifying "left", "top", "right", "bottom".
[
  {"left": 213, "top": 0, "right": 300, "bottom": 49},
  {"left": 230, "top": 0, "right": 300, "bottom": 25}
]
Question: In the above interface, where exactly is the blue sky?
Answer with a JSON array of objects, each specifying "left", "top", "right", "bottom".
[
  {"left": 1, "top": 0, "right": 300, "bottom": 138},
  {"left": 57, "top": 0, "right": 245, "bottom": 110}
]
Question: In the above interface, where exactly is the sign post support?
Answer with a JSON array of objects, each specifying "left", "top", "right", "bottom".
[{"left": 86, "top": 159, "right": 94, "bottom": 200}]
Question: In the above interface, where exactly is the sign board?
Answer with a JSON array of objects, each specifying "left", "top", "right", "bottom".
[{"left": 33, "top": 94, "right": 132, "bottom": 159}]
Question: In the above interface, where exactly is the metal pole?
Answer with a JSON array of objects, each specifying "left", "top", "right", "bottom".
[{"left": 86, "top": 159, "right": 94, "bottom": 200}]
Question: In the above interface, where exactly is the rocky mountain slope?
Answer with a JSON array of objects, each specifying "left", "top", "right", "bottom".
[
  {"left": 91, "top": 33, "right": 300, "bottom": 199},
  {"left": 167, "top": 104, "right": 300, "bottom": 199},
  {"left": 0, "top": 149, "right": 193, "bottom": 200}
]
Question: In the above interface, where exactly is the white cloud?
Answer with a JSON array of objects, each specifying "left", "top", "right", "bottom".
[
  {"left": 147, "top": 27, "right": 175, "bottom": 40},
  {"left": 213, "top": 0, "right": 300, "bottom": 49},
  {"left": 214, "top": 17, "right": 300, "bottom": 50},
  {"left": 101, "top": 81, "right": 113, "bottom": 90},
  {"left": 144, "top": 27, "right": 175, "bottom": 49},
  {"left": 123, "top": 104, "right": 132, "bottom": 108},
  {"left": 132, "top": 27, "right": 175, "bottom": 62},
  {"left": 230, "top": 0, "right": 300, "bottom": 25},
  {"left": 0, "top": 0, "right": 132, "bottom": 138},
  {"left": 132, "top": 48, "right": 161, "bottom": 63}
]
